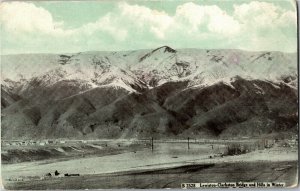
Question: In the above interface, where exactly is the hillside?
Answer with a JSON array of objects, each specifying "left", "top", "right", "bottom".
[{"left": 1, "top": 46, "right": 298, "bottom": 139}]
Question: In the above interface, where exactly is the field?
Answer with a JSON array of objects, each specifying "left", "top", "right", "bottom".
[
  {"left": 4, "top": 161, "right": 297, "bottom": 189},
  {"left": 1, "top": 139, "right": 298, "bottom": 189}
]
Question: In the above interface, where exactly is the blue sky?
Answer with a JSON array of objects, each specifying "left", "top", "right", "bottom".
[{"left": 0, "top": 0, "right": 297, "bottom": 54}]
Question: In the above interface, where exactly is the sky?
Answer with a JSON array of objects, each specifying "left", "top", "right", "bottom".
[{"left": 0, "top": 0, "right": 297, "bottom": 54}]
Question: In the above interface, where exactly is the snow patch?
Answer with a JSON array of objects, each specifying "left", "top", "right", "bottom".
[
  {"left": 100, "top": 79, "right": 137, "bottom": 93},
  {"left": 253, "top": 83, "right": 265, "bottom": 95}
]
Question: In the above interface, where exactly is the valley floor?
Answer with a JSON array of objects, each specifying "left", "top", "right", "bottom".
[
  {"left": 4, "top": 161, "right": 297, "bottom": 189},
  {"left": 1, "top": 141, "right": 298, "bottom": 189}
]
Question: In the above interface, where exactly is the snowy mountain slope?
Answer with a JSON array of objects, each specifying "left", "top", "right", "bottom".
[
  {"left": 0, "top": 46, "right": 298, "bottom": 139},
  {"left": 1, "top": 54, "right": 60, "bottom": 82},
  {"left": 2, "top": 47, "right": 297, "bottom": 89}
]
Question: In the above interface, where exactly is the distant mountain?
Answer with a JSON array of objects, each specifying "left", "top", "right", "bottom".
[{"left": 1, "top": 47, "right": 298, "bottom": 139}]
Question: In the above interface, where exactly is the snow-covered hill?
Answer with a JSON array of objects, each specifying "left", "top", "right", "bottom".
[
  {"left": 1, "top": 46, "right": 298, "bottom": 139},
  {"left": 1, "top": 46, "right": 297, "bottom": 89}
]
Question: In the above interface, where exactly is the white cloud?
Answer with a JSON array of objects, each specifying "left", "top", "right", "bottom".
[
  {"left": 0, "top": 2, "right": 73, "bottom": 36},
  {"left": 232, "top": 1, "right": 296, "bottom": 52},
  {"left": 80, "top": 13, "right": 128, "bottom": 41},
  {"left": 118, "top": 2, "right": 173, "bottom": 39},
  {"left": 175, "top": 3, "right": 240, "bottom": 36},
  {"left": 278, "top": 10, "right": 297, "bottom": 27},
  {"left": 78, "top": 2, "right": 173, "bottom": 41},
  {"left": 234, "top": 1, "right": 296, "bottom": 29},
  {"left": 0, "top": 1, "right": 297, "bottom": 53},
  {"left": 234, "top": 1, "right": 279, "bottom": 22}
]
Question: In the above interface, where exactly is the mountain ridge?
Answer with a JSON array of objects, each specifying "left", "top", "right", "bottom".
[{"left": 1, "top": 46, "right": 298, "bottom": 139}]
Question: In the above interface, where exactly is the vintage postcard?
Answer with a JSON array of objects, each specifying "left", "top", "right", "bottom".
[{"left": 0, "top": 0, "right": 298, "bottom": 189}]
